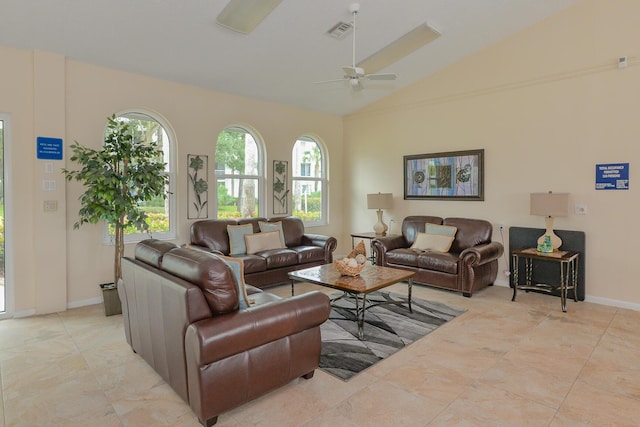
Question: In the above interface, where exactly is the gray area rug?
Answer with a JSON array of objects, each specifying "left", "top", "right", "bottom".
[{"left": 320, "top": 291, "right": 465, "bottom": 381}]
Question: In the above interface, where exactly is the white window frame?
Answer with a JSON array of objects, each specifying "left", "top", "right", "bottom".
[
  {"left": 292, "top": 135, "right": 328, "bottom": 227},
  {"left": 0, "top": 114, "right": 14, "bottom": 319},
  {"left": 102, "top": 109, "right": 177, "bottom": 244},
  {"left": 214, "top": 125, "right": 265, "bottom": 219}
]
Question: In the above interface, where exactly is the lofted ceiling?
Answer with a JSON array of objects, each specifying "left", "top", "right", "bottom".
[{"left": 0, "top": 0, "right": 579, "bottom": 116}]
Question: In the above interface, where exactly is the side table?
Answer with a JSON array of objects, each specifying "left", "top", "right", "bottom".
[
  {"left": 511, "top": 248, "right": 579, "bottom": 312},
  {"left": 350, "top": 232, "right": 397, "bottom": 264}
]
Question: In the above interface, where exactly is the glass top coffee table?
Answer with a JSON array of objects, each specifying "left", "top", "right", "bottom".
[{"left": 289, "top": 264, "right": 415, "bottom": 339}]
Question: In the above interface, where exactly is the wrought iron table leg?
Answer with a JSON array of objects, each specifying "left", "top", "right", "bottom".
[
  {"left": 356, "top": 294, "right": 366, "bottom": 340},
  {"left": 408, "top": 278, "right": 413, "bottom": 313},
  {"left": 560, "top": 261, "right": 568, "bottom": 313},
  {"left": 511, "top": 253, "right": 519, "bottom": 301}
]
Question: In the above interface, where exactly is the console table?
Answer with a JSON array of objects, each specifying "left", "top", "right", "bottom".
[
  {"left": 511, "top": 248, "right": 579, "bottom": 312},
  {"left": 350, "top": 232, "right": 398, "bottom": 264}
]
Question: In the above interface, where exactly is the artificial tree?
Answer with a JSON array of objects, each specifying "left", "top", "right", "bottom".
[{"left": 63, "top": 115, "right": 168, "bottom": 288}]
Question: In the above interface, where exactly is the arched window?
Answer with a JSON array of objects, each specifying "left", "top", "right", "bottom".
[
  {"left": 215, "top": 126, "right": 264, "bottom": 219},
  {"left": 292, "top": 136, "right": 327, "bottom": 226},
  {"left": 105, "top": 111, "right": 176, "bottom": 243}
]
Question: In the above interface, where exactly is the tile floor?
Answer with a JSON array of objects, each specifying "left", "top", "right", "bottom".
[{"left": 1, "top": 282, "right": 639, "bottom": 426}]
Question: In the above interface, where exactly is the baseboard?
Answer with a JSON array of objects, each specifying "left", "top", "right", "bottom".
[
  {"left": 68, "top": 296, "right": 102, "bottom": 309},
  {"left": 492, "top": 278, "right": 640, "bottom": 312},
  {"left": 13, "top": 308, "right": 37, "bottom": 318},
  {"left": 585, "top": 295, "right": 640, "bottom": 312}
]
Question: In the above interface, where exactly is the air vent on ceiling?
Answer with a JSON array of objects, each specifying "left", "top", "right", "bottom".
[{"left": 327, "top": 21, "right": 353, "bottom": 39}]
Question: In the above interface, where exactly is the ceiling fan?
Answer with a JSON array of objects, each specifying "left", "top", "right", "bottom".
[{"left": 317, "top": 2, "right": 397, "bottom": 91}]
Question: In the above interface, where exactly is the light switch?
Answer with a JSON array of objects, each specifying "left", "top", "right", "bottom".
[
  {"left": 575, "top": 204, "right": 587, "bottom": 215},
  {"left": 42, "top": 180, "right": 56, "bottom": 191},
  {"left": 43, "top": 200, "right": 58, "bottom": 212}
]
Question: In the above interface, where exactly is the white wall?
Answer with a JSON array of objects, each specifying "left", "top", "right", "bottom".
[
  {"left": 0, "top": 49, "right": 343, "bottom": 314},
  {"left": 343, "top": 0, "right": 640, "bottom": 308}
]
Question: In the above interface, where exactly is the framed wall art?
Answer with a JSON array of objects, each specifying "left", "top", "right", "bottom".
[
  {"left": 404, "top": 149, "right": 484, "bottom": 201},
  {"left": 273, "top": 160, "right": 289, "bottom": 215},
  {"left": 188, "top": 154, "right": 209, "bottom": 219}
]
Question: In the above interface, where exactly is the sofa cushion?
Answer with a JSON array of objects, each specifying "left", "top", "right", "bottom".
[
  {"left": 233, "top": 254, "right": 268, "bottom": 274},
  {"left": 443, "top": 218, "right": 493, "bottom": 253},
  {"left": 245, "top": 231, "right": 285, "bottom": 254},
  {"left": 291, "top": 246, "right": 326, "bottom": 264},
  {"left": 416, "top": 252, "right": 458, "bottom": 274},
  {"left": 410, "top": 232, "right": 455, "bottom": 253},
  {"left": 386, "top": 248, "right": 420, "bottom": 267},
  {"left": 217, "top": 255, "right": 252, "bottom": 309},
  {"left": 401, "top": 216, "right": 444, "bottom": 246},
  {"left": 162, "top": 248, "right": 239, "bottom": 314},
  {"left": 259, "top": 248, "right": 298, "bottom": 269},
  {"left": 227, "top": 223, "right": 254, "bottom": 255},
  {"left": 190, "top": 219, "right": 236, "bottom": 254},
  {"left": 259, "top": 221, "right": 285, "bottom": 246},
  {"left": 277, "top": 216, "right": 305, "bottom": 247},
  {"left": 135, "top": 239, "right": 179, "bottom": 268}
]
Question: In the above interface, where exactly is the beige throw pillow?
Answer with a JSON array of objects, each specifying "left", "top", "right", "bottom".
[
  {"left": 245, "top": 231, "right": 284, "bottom": 254},
  {"left": 410, "top": 232, "right": 455, "bottom": 253}
]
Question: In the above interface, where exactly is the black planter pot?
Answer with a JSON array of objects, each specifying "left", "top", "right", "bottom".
[{"left": 100, "top": 282, "right": 122, "bottom": 316}]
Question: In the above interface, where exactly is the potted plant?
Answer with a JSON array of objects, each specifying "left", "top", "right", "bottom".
[{"left": 63, "top": 114, "right": 169, "bottom": 315}]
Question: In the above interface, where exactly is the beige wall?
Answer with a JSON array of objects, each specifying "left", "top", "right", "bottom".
[
  {"left": 3, "top": 0, "right": 640, "bottom": 314},
  {"left": 1, "top": 48, "right": 343, "bottom": 315},
  {"left": 343, "top": 0, "right": 640, "bottom": 308}
]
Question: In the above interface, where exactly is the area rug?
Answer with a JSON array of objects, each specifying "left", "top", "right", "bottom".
[{"left": 319, "top": 291, "right": 465, "bottom": 381}]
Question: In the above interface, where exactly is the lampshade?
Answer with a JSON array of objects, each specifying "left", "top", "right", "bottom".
[
  {"left": 367, "top": 193, "right": 393, "bottom": 210},
  {"left": 530, "top": 192, "right": 569, "bottom": 217},
  {"left": 530, "top": 191, "right": 569, "bottom": 252}
]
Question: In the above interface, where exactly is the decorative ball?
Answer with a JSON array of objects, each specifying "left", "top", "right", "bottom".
[
  {"left": 355, "top": 254, "right": 367, "bottom": 265},
  {"left": 346, "top": 258, "right": 358, "bottom": 268}
]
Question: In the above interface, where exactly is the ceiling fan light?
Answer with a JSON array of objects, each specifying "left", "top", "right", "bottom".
[
  {"left": 358, "top": 23, "right": 441, "bottom": 73},
  {"left": 216, "top": 0, "right": 283, "bottom": 35}
]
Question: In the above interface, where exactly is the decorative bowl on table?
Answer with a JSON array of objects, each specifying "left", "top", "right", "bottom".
[{"left": 334, "top": 240, "right": 368, "bottom": 276}]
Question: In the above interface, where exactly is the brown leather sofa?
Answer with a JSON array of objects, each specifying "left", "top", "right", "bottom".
[
  {"left": 372, "top": 216, "right": 504, "bottom": 297},
  {"left": 190, "top": 216, "right": 337, "bottom": 288},
  {"left": 119, "top": 239, "right": 331, "bottom": 426}
]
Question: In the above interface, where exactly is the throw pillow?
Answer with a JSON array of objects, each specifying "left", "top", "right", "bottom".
[
  {"left": 227, "top": 223, "right": 254, "bottom": 255},
  {"left": 258, "top": 221, "right": 286, "bottom": 247},
  {"left": 217, "top": 255, "right": 252, "bottom": 309},
  {"left": 410, "top": 232, "right": 455, "bottom": 253},
  {"left": 425, "top": 223, "right": 458, "bottom": 237},
  {"left": 245, "top": 231, "right": 285, "bottom": 254}
]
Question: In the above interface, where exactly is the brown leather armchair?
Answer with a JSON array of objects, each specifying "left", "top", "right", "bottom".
[
  {"left": 120, "top": 239, "right": 331, "bottom": 426},
  {"left": 372, "top": 216, "right": 504, "bottom": 297}
]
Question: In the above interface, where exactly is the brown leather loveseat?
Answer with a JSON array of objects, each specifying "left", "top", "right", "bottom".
[
  {"left": 372, "top": 216, "right": 504, "bottom": 297},
  {"left": 119, "top": 239, "right": 331, "bottom": 426},
  {"left": 189, "top": 216, "right": 337, "bottom": 288}
]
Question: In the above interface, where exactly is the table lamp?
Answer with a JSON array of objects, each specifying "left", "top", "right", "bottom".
[
  {"left": 530, "top": 191, "right": 569, "bottom": 251},
  {"left": 367, "top": 192, "right": 393, "bottom": 236}
]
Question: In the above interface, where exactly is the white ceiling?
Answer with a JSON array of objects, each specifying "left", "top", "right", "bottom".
[{"left": 0, "top": 0, "right": 579, "bottom": 116}]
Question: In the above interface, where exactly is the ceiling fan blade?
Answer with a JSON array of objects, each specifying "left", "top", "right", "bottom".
[
  {"left": 365, "top": 73, "right": 397, "bottom": 81},
  {"left": 315, "top": 78, "right": 347, "bottom": 85},
  {"left": 342, "top": 66, "right": 364, "bottom": 77}
]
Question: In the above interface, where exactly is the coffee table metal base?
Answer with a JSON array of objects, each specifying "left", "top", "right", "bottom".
[
  {"left": 288, "top": 264, "right": 415, "bottom": 340},
  {"left": 330, "top": 280, "right": 413, "bottom": 340}
]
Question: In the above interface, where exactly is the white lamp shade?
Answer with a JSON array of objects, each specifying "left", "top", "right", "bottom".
[
  {"left": 367, "top": 193, "right": 393, "bottom": 210},
  {"left": 530, "top": 192, "right": 569, "bottom": 217}
]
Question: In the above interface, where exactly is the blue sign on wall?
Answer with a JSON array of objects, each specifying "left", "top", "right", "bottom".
[
  {"left": 36, "top": 136, "right": 63, "bottom": 160},
  {"left": 596, "top": 163, "right": 629, "bottom": 190}
]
